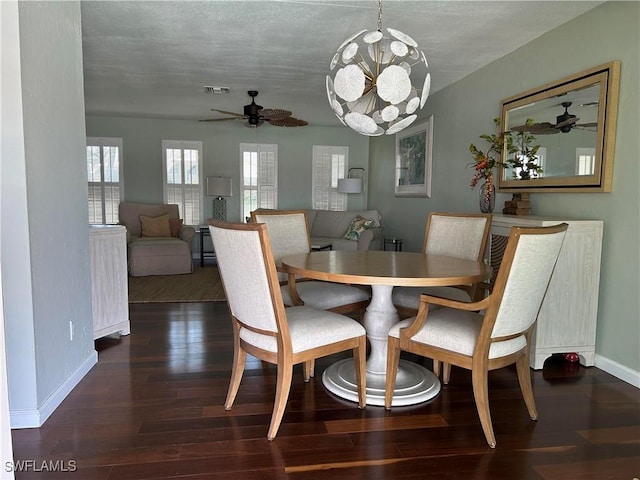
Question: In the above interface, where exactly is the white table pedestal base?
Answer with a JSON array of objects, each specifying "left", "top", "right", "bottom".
[
  {"left": 323, "top": 284, "right": 441, "bottom": 406},
  {"left": 322, "top": 358, "right": 441, "bottom": 406}
]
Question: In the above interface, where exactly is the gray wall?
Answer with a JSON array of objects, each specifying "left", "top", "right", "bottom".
[
  {"left": 85, "top": 117, "right": 371, "bottom": 220},
  {"left": 1, "top": 1, "right": 96, "bottom": 425},
  {"left": 369, "top": 1, "right": 639, "bottom": 375}
]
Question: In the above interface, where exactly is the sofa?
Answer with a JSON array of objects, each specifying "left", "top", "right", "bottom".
[
  {"left": 118, "top": 202, "right": 196, "bottom": 276},
  {"left": 304, "top": 209, "right": 384, "bottom": 251}
]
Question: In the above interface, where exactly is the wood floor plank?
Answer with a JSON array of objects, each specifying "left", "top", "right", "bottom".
[
  {"left": 534, "top": 456, "right": 640, "bottom": 479},
  {"left": 325, "top": 414, "right": 448, "bottom": 434},
  {"left": 8, "top": 302, "right": 639, "bottom": 480}
]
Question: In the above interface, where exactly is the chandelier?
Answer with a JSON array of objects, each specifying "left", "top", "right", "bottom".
[{"left": 326, "top": 0, "right": 431, "bottom": 136}]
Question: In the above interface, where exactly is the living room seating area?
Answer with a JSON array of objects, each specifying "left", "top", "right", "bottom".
[
  {"left": 119, "top": 202, "right": 195, "bottom": 277},
  {"left": 303, "top": 208, "right": 384, "bottom": 251}
]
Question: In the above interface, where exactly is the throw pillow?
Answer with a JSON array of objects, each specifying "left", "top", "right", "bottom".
[
  {"left": 169, "top": 218, "right": 183, "bottom": 237},
  {"left": 344, "top": 215, "right": 375, "bottom": 241},
  {"left": 140, "top": 214, "right": 171, "bottom": 237}
]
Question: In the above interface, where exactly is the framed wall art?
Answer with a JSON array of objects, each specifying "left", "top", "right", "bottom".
[{"left": 394, "top": 116, "right": 433, "bottom": 197}]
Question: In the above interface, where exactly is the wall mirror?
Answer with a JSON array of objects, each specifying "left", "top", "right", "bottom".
[{"left": 499, "top": 61, "right": 620, "bottom": 193}]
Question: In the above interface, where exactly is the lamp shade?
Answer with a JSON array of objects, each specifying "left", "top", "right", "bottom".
[
  {"left": 337, "top": 177, "right": 362, "bottom": 194},
  {"left": 206, "top": 176, "right": 232, "bottom": 197}
]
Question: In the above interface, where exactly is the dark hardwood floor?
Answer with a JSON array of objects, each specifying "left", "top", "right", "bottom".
[{"left": 11, "top": 302, "right": 640, "bottom": 479}]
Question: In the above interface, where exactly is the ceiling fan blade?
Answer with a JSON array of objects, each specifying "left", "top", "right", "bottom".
[
  {"left": 577, "top": 122, "right": 598, "bottom": 128},
  {"left": 554, "top": 117, "right": 579, "bottom": 129},
  {"left": 260, "top": 108, "right": 292, "bottom": 120},
  {"left": 199, "top": 117, "right": 239, "bottom": 122},
  {"left": 267, "top": 117, "right": 309, "bottom": 127},
  {"left": 210, "top": 109, "right": 244, "bottom": 117},
  {"left": 511, "top": 122, "right": 556, "bottom": 134},
  {"left": 534, "top": 128, "right": 561, "bottom": 135}
]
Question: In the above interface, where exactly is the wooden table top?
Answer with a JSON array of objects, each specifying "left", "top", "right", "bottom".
[{"left": 282, "top": 250, "right": 492, "bottom": 287}]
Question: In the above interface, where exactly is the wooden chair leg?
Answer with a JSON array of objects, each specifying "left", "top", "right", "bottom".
[
  {"left": 385, "top": 336, "right": 401, "bottom": 409},
  {"left": 516, "top": 355, "right": 538, "bottom": 420},
  {"left": 433, "top": 359, "right": 441, "bottom": 377},
  {"left": 303, "top": 360, "right": 315, "bottom": 382},
  {"left": 472, "top": 367, "right": 496, "bottom": 448},
  {"left": 354, "top": 337, "right": 367, "bottom": 409},
  {"left": 225, "top": 346, "right": 246, "bottom": 410},
  {"left": 442, "top": 362, "right": 451, "bottom": 384},
  {"left": 267, "top": 361, "right": 293, "bottom": 441}
]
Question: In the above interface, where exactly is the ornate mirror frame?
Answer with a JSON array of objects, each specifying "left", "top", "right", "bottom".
[{"left": 499, "top": 61, "right": 620, "bottom": 193}]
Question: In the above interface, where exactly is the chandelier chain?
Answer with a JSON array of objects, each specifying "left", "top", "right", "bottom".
[{"left": 377, "top": 0, "right": 383, "bottom": 31}]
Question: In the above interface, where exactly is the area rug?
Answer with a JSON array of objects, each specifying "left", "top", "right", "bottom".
[{"left": 128, "top": 266, "right": 226, "bottom": 303}]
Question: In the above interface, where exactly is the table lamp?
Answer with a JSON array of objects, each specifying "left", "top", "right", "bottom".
[
  {"left": 338, "top": 167, "right": 366, "bottom": 194},
  {"left": 206, "top": 176, "right": 232, "bottom": 221}
]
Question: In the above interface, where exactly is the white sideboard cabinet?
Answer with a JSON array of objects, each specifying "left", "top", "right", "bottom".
[
  {"left": 489, "top": 214, "right": 603, "bottom": 369},
  {"left": 89, "top": 225, "right": 130, "bottom": 339}
]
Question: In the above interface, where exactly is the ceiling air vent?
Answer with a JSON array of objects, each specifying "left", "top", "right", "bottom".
[{"left": 204, "top": 86, "right": 230, "bottom": 94}]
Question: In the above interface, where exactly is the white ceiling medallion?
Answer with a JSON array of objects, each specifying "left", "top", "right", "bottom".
[{"left": 327, "top": 0, "right": 430, "bottom": 136}]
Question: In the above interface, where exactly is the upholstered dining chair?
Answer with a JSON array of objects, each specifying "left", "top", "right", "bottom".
[
  {"left": 250, "top": 209, "right": 371, "bottom": 313},
  {"left": 385, "top": 223, "right": 568, "bottom": 448},
  {"left": 391, "top": 212, "right": 492, "bottom": 381},
  {"left": 392, "top": 212, "right": 492, "bottom": 318},
  {"left": 251, "top": 209, "right": 371, "bottom": 380},
  {"left": 209, "top": 220, "right": 366, "bottom": 440}
]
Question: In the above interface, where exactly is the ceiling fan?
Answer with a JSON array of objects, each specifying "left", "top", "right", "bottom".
[
  {"left": 199, "top": 90, "right": 308, "bottom": 128},
  {"left": 512, "top": 102, "right": 596, "bottom": 135}
]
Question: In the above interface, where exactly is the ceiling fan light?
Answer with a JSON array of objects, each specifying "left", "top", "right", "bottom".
[
  {"left": 367, "top": 37, "right": 394, "bottom": 65},
  {"left": 334, "top": 65, "right": 366, "bottom": 102},
  {"left": 381, "top": 105, "right": 399, "bottom": 122},
  {"left": 421, "top": 50, "right": 429, "bottom": 68},
  {"left": 327, "top": 0, "right": 430, "bottom": 136},
  {"left": 200, "top": 90, "right": 307, "bottom": 129},
  {"left": 377, "top": 65, "right": 411, "bottom": 104},
  {"left": 387, "top": 27, "right": 418, "bottom": 48},
  {"left": 346, "top": 90, "right": 377, "bottom": 114},
  {"left": 344, "top": 112, "right": 378, "bottom": 135},
  {"left": 363, "top": 30, "right": 383, "bottom": 43},
  {"left": 390, "top": 40, "right": 408, "bottom": 57},
  {"left": 405, "top": 97, "right": 420, "bottom": 114},
  {"left": 386, "top": 114, "right": 417, "bottom": 135},
  {"left": 408, "top": 47, "right": 420, "bottom": 61},
  {"left": 419, "top": 72, "right": 431, "bottom": 108},
  {"left": 342, "top": 42, "right": 359, "bottom": 62},
  {"left": 330, "top": 52, "right": 341, "bottom": 70}
]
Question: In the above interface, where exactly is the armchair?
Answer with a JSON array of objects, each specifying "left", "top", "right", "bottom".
[
  {"left": 118, "top": 202, "right": 195, "bottom": 276},
  {"left": 386, "top": 223, "right": 568, "bottom": 447}
]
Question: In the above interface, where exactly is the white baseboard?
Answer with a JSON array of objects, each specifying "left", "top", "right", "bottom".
[
  {"left": 10, "top": 350, "right": 98, "bottom": 429},
  {"left": 595, "top": 354, "right": 640, "bottom": 388}
]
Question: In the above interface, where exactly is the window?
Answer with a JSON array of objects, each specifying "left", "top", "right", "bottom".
[
  {"left": 576, "top": 147, "right": 596, "bottom": 175},
  {"left": 240, "top": 143, "right": 278, "bottom": 220},
  {"left": 162, "top": 140, "right": 203, "bottom": 225},
  {"left": 312, "top": 145, "right": 348, "bottom": 211},
  {"left": 510, "top": 146, "right": 546, "bottom": 179},
  {"left": 86, "top": 137, "right": 123, "bottom": 224}
]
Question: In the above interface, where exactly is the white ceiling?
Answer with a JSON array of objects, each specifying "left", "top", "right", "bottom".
[{"left": 81, "top": 0, "right": 605, "bottom": 128}]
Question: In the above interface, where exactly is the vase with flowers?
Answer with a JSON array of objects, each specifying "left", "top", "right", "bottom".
[{"left": 468, "top": 118, "right": 511, "bottom": 213}]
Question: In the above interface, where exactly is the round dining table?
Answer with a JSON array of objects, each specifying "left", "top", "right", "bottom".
[{"left": 282, "top": 250, "right": 492, "bottom": 406}]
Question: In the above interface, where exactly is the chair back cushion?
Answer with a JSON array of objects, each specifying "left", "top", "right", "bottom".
[
  {"left": 491, "top": 225, "right": 567, "bottom": 339},
  {"left": 251, "top": 211, "right": 311, "bottom": 264},
  {"left": 425, "top": 213, "right": 490, "bottom": 260},
  {"left": 209, "top": 222, "right": 280, "bottom": 335}
]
